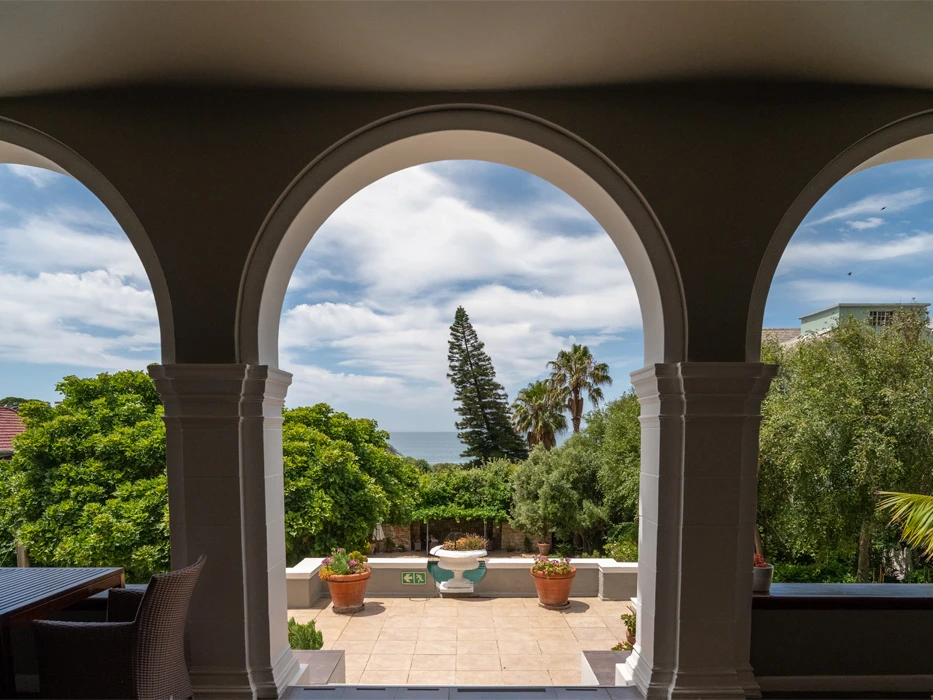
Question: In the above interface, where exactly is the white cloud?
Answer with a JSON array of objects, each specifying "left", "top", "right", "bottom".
[
  {"left": 779, "top": 231, "right": 933, "bottom": 270},
  {"left": 845, "top": 217, "right": 884, "bottom": 230},
  {"left": 811, "top": 188, "right": 933, "bottom": 225},
  {"left": 6, "top": 164, "right": 58, "bottom": 188},
  {"left": 281, "top": 165, "right": 639, "bottom": 428}
]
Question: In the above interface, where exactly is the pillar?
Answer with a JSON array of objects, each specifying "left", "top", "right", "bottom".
[
  {"left": 150, "top": 364, "right": 299, "bottom": 699},
  {"left": 620, "top": 363, "right": 775, "bottom": 699}
]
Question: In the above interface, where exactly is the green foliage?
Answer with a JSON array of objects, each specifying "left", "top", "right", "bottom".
[
  {"left": 878, "top": 492, "right": 933, "bottom": 559},
  {"left": 758, "top": 309, "right": 933, "bottom": 581},
  {"left": 283, "top": 404, "right": 420, "bottom": 564},
  {"left": 413, "top": 460, "right": 515, "bottom": 521},
  {"left": 583, "top": 391, "right": 641, "bottom": 525},
  {"left": 319, "top": 548, "right": 369, "bottom": 579},
  {"left": 620, "top": 610, "right": 636, "bottom": 637},
  {"left": 288, "top": 618, "right": 324, "bottom": 650},
  {"left": 447, "top": 306, "right": 528, "bottom": 463},
  {"left": 402, "top": 456, "right": 432, "bottom": 473},
  {"left": 512, "top": 379, "right": 567, "bottom": 450},
  {"left": 511, "top": 440, "right": 609, "bottom": 551},
  {"left": 605, "top": 522, "right": 639, "bottom": 562},
  {"left": 441, "top": 533, "right": 488, "bottom": 550},
  {"left": 0, "top": 396, "right": 39, "bottom": 410},
  {"left": 531, "top": 555, "right": 574, "bottom": 576},
  {"left": 548, "top": 344, "right": 613, "bottom": 433},
  {"left": 0, "top": 372, "right": 168, "bottom": 581}
]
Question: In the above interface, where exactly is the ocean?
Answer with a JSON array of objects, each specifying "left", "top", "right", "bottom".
[
  {"left": 387, "top": 430, "right": 568, "bottom": 464},
  {"left": 387, "top": 432, "right": 470, "bottom": 464}
]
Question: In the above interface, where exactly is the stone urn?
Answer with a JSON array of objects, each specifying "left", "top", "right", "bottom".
[
  {"left": 430, "top": 545, "right": 487, "bottom": 593},
  {"left": 531, "top": 566, "right": 576, "bottom": 608},
  {"left": 325, "top": 570, "right": 371, "bottom": 613}
]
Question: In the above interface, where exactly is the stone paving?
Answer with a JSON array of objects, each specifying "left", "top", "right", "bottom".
[{"left": 288, "top": 596, "right": 634, "bottom": 685}]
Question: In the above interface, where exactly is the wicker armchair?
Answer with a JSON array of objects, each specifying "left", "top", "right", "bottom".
[{"left": 34, "top": 556, "right": 206, "bottom": 700}]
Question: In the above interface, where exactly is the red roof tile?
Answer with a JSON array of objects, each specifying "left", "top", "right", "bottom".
[{"left": 0, "top": 407, "right": 26, "bottom": 453}]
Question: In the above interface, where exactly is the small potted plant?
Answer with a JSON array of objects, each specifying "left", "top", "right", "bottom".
[
  {"left": 319, "top": 548, "right": 371, "bottom": 613},
  {"left": 753, "top": 553, "right": 773, "bottom": 594},
  {"left": 530, "top": 555, "right": 576, "bottom": 608},
  {"left": 537, "top": 537, "right": 552, "bottom": 556}
]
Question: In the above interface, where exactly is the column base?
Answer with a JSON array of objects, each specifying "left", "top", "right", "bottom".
[
  {"left": 736, "top": 663, "right": 761, "bottom": 698},
  {"left": 252, "top": 646, "right": 302, "bottom": 699},
  {"left": 617, "top": 647, "right": 673, "bottom": 699},
  {"left": 190, "top": 668, "right": 257, "bottom": 700},
  {"left": 668, "top": 669, "right": 749, "bottom": 699}
]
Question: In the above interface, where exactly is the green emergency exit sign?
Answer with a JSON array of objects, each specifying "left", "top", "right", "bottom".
[{"left": 402, "top": 571, "right": 426, "bottom": 585}]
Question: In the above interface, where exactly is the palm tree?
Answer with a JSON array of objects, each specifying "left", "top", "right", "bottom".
[
  {"left": 547, "top": 344, "right": 613, "bottom": 433},
  {"left": 878, "top": 491, "right": 933, "bottom": 558},
  {"left": 511, "top": 380, "right": 567, "bottom": 450}
]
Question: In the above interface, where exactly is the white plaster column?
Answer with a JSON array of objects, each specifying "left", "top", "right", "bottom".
[
  {"left": 150, "top": 364, "right": 300, "bottom": 700},
  {"left": 620, "top": 363, "right": 775, "bottom": 700}
]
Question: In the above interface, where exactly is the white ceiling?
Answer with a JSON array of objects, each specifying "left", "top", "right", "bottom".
[{"left": 2, "top": 2, "right": 933, "bottom": 96}]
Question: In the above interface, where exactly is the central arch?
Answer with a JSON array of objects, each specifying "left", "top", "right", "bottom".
[{"left": 238, "top": 107, "right": 686, "bottom": 367}]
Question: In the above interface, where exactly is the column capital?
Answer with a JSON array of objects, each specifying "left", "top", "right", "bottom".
[{"left": 631, "top": 362, "right": 776, "bottom": 415}]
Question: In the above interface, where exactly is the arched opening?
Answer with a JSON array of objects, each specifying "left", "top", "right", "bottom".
[
  {"left": 744, "top": 113, "right": 933, "bottom": 695},
  {"left": 0, "top": 120, "right": 173, "bottom": 695},
  {"left": 236, "top": 107, "right": 686, "bottom": 689},
  {"left": 0, "top": 121, "right": 170, "bottom": 574}
]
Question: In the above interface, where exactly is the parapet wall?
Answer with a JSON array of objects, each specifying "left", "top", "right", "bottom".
[{"left": 286, "top": 557, "right": 637, "bottom": 608}]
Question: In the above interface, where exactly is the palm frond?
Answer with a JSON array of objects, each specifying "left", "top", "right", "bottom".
[{"left": 878, "top": 491, "right": 933, "bottom": 558}]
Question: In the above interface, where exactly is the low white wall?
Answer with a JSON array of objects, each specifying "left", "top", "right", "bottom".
[{"left": 286, "top": 557, "right": 637, "bottom": 608}]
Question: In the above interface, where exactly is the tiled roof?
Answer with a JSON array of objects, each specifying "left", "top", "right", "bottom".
[
  {"left": 762, "top": 328, "right": 800, "bottom": 345},
  {"left": 0, "top": 407, "right": 26, "bottom": 453}
]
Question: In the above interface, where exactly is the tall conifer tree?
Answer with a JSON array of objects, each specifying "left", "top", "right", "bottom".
[{"left": 447, "top": 306, "right": 528, "bottom": 463}]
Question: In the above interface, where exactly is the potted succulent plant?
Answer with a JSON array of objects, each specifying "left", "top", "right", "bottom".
[
  {"left": 753, "top": 553, "right": 773, "bottom": 594},
  {"left": 530, "top": 555, "right": 576, "bottom": 608},
  {"left": 319, "top": 548, "right": 371, "bottom": 613}
]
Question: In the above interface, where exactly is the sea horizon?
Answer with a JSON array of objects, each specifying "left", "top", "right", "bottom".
[{"left": 387, "top": 430, "right": 568, "bottom": 465}]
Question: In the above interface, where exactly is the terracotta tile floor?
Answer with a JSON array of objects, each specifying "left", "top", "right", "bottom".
[{"left": 288, "top": 596, "right": 634, "bottom": 685}]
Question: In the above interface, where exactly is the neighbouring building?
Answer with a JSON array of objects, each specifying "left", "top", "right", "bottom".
[
  {"left": 0, "top": 406, "right": 25, "bottom": 460},
  {"left": 763, "top": 302, "right": 933, "bottom": 347}
]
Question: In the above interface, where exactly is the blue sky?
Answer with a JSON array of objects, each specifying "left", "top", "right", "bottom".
[{"left": 2, "top": 160, "right": 932, "bottom": 431}]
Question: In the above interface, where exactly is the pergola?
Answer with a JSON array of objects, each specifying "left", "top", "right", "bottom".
[{"left": 2, "top": 3, "right": 933, "bottom": 698}]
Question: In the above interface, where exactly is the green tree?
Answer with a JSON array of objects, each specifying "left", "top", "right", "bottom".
[
  {"left": 447, "top": 306, "right": 527, "bottom": 463},
  {"left": 548, "top": 344, "right": 613, "bottom": 433},
  {"left": 512, "top": 379, "right": 567, "bottom": 450},
  {"left": 758, "top": 309, "right": 933, "bottom": 582},
  {"left": 0, "top": 396, "right": 38, "bottom": 409},
  {"left": 283, "top": 404, "right": 420, "bottom": 563},
  {"left": 0, "top": 372, "right": 168, "bottom": 581},
  {"left": 511, "top": 440, "right": 609, "bottom": 551},
  {"left": 582, "top": 390, "right": 641, "bottom": 525}
]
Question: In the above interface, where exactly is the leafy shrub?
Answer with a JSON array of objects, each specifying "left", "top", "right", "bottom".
[
  {"left": 605, "top": 522, "right": 638, "bottom": 562},
  {"left": 620, "top": 610, "right": 636, "bottom": 637},
  {"left": 511, "top": 442, "right": 609, "bottom": 552},
  {"left": 0, "top": 372, "right": 168, "bottom": 582},
  {"left": 530, "top": 555, "right": 574, "bottom": 576},
  {"left": 413, "top": 460, "right": 515, "bottom": 522},
  {"left": 523, "top": 536, "right": 533, "bottom": 553},
  {"left": 284, "top": 404, "right": 420, "bottom": 563},
  {"left": 288, "top": 618, "right": 323, "bottom": 650},
  {"left": 319, "top": 548, "right": 370, "bottom": 579},
  {"left": 441, "top": 534, "right": 487, "bottom": 551}
]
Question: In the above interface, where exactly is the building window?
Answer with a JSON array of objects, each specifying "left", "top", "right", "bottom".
[{"left": 869, "top": 310, "right": 895, "bottom": 327}]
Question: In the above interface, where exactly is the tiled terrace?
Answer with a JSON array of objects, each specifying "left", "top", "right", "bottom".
[{"left": 288, "top": 596, "right": 633, "bottom": 685}]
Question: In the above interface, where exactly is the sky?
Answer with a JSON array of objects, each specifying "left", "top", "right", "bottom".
[{"left": 2, "top": 159, "right": 932, "bottom": 431}]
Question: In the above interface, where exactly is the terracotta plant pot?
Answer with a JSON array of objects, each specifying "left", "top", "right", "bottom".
[
  {"left": 325, "top": 570, "right": 371, "bottom": 613},
  {"left": 537, "top": 542, "right": 551, "bottom": 556},
  {"left": 531, "top": 567, "right": 576, "bottom": 608}
]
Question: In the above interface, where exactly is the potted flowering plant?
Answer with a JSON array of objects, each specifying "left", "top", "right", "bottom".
[
  {"left": 319, "top": 548, "right": 371, "bottom": 613},
  {"left": 530, "top": 555, "right": 576, "bottom": 608},
  {"left": 753, "top": 553, "right": 773, "bottom": 594}
]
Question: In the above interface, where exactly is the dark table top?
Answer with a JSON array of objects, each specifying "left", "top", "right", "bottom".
[
  {"left": 0, "top": 567, "right": 124, "bottom": 620},
  {"left": 754, "top": 582, "right": 933, "bottom": 610}
]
